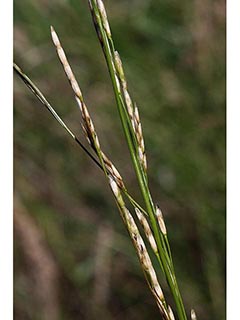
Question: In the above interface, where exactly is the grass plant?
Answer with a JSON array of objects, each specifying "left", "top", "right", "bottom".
[{"left": 14, "top": 1, "right": 199, "bottom": 319}]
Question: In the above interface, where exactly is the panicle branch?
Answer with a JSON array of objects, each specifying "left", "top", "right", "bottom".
[
  {"left": 51, "top": 26, "right": 124, "bottom": 189},
  {"left": 109, "top": 177, "right": 171, "bottom": 320}
]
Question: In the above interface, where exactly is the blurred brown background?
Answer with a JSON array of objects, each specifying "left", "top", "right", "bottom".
[{"left": 14, "top": 0, "right": 225, "bottom": 319}]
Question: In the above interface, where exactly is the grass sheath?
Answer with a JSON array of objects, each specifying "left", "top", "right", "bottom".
[{"left": 13, "top": 1, "right": 197, "bottom": 319}]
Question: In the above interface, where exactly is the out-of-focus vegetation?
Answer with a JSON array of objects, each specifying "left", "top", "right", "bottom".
[{"left": 14, "top": 0, "right": 225, "bottom": 319}]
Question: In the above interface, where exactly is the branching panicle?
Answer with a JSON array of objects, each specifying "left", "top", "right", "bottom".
[{"left": 14, "top": 1, "right": 191, "bottom": 319}]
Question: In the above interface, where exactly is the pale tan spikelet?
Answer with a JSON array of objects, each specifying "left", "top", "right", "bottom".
[
  {"left": 135, "top": 207, "right": 157, "bottom": 254},
  {"left": 123, "top": 89, "right": 134, "bottom": 118},
  {"left": 96, "top": 0, "right": 111, "bottom": 38},
  {"left": 156, "top": 205, "right": 167, "bottom": 235},
  {"left": 109, "top": 175, "right": 121, "bottom": 200},
  {"left": 134, "top": 104, "right": 144, "bottom": 149},
  {"left": 133, "top": 103, "right": 147, "bottom": 171},
  {"left": 114, "top": 51, "right": 126, "bottom": 87},
  {"left": 51, "top": 26, "right": 83, "bottom": 102},
  {"left": 191, "top": 309, "right": 197, "bottom": 320},
  {"left": 113, "top": 51, "right": 134, "bottom": 118},
  {"left": 109, "top": 175, "right": 118, "bottom": 195}
]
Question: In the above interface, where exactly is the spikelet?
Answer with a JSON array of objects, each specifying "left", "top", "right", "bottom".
[
  {"left": 155, "top": 205, "right": 167, "bottom": 235},
  {"left": 113, "top": 51, "right": 134, "bottom": 118},
  {"left": 96, "top": 0, "right": 111, "bottom": 38},
  {"left": 113, "top": 51, "right": 125, "bottom": 85},
  {"left": 51, "top": 26, "right": 124, "bottom": 189},
  {"left": 133, "top": 103, "right": 147, "bottom": 171},
  {"left": 135, "top": 208, "right": 157, "bottom": 254}
]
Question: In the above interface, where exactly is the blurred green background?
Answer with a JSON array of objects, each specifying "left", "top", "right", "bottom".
[{"left": 14, "top": 0, "right": 225, "bottom": 319}]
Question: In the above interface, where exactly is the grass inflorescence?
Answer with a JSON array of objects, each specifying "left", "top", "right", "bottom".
[{"left": 14, "top": 1, "right": 197, "bottom": 319}]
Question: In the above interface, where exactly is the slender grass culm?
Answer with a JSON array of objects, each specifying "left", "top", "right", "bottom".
[{"left": 14, "top": 1, "right": 198, "bottom": 319}]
